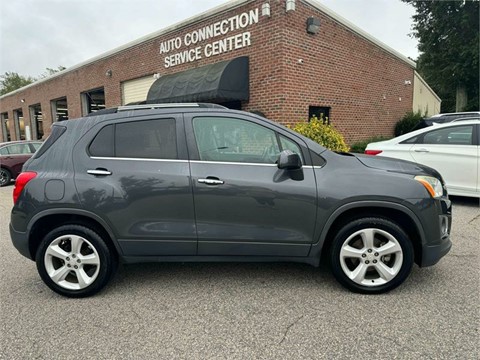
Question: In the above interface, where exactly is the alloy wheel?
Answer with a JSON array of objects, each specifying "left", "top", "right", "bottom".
[
  {"left": 44, "top": 234, "right": 101, "bottom": 290},
  {"left": 339, "top": 228, "right": 403, "bottom": 286}
]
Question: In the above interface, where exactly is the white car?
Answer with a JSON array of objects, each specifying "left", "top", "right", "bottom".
[{"left": 365, "top": 119, "right": 480, "bottom": 198}]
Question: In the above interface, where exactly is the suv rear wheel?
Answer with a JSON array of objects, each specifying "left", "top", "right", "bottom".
[
  {"left": 330, "top": 217, "right": 414, "bottom": 294},
  {"left": 36, "top": 225, "right": 117, "bottom": 297}
]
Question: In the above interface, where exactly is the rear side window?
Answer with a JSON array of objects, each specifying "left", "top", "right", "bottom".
[
  {"left": 423, "top": 125, "right": 473, "bottom": 145},
  {"left": 34, "top": 126, "right": 66, "bottom": 159},
  {"left": 89, "top": 119, "right": 177, "bottom": 159},
  {"left": 89, "top": 125, "right": 114, "bottom": 157}
]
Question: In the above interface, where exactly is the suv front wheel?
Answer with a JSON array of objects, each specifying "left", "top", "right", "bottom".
[
  {"left": 330, "top": 217, "right": 414, "bottom": 294},
  {"left": 36, "top": 225, "right": 117, "bottom": 297}
]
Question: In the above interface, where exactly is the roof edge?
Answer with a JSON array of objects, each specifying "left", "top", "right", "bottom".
[
  {"left": 302, "top": 0, "right": 417, "bottom": 69},
  {"left": 414, "top": 71, "right": 442, "bottom": 102},
  {"left": 0, "top": 0, "right": 253, "bottom": 100}
]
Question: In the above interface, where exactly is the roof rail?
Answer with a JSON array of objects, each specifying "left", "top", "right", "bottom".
[{"left": 117, "top": 103, "right": 226, "bottom": 112}]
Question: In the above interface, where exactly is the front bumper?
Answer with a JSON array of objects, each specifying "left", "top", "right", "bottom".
[
  {"left": 421, "top": 237, "right": 452, "bottom": 267},
  {"left": 419, "top": 197, "right": 452, "bottom": 267}
]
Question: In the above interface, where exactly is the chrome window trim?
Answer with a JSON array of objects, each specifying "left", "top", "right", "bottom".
[
  {"left": 91, "top": 156, "right": 188, "bottom": 163},
  {"left": 190, "top": 160, "right": 277, "bottom": 167},
  {"left": 90, "top": 157, "right": 324, "bottom": 169},
  {"left": 190, "top": 160, "right": 322, "bottom": 169}
]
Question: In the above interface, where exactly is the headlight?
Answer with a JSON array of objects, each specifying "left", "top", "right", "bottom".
[{"left": 414, "top": 175, "right": 443, "bottom": 198}]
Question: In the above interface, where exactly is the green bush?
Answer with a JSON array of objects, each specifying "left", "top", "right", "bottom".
[
  {"left": 394, "top": 111, "right": 423, "bottom": 136},
  {"left": 350, "top": 136, "right": 391, "bottom": 153},
  {"left": 291, "top": 115, "right": 349, "bottom": 152}
]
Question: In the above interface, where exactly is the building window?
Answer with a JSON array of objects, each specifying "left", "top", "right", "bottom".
[
  {"left": 13, "top": 109, "right": 25, "bottom": 140},
  {"left": 51, "top": 97, "right": 69, "bottom": 122},
  {"left": 1, "top": 112, "right": 10, "bottom": 142},
  {"left": 309, "top": 106, "right": 331, "bottom": 124},
  {"left": 81, "top": 88, "right": 105, "bottom": 115},
  {"left": 29, "top": 104, "right": 44, "bottom": 140}
]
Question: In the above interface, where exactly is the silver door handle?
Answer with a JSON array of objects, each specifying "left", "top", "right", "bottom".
[
  {"left": 87, "top": 169, "right": 112, "bottom": 176},
  {"left": 414, "top": 148, "right": 429, "bottom": 153},
  {"left": 198, "top": 178, "right": 224, "bottom": 185}
]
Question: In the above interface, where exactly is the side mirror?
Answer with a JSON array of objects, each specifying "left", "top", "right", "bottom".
[{"left": 277, "top": 150, "right": 302, "bottom": 170}]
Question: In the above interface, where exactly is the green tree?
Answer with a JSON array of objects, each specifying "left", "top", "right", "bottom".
[
  {"left": 39, "top": 65, "right": 66, "bottom": 79},
  {"left": 0, "top": 66, "right": 66, "bottom": 95},
  {"left": 403, "top": 0, "right": 479, "bottom": 112},
  {"left": 0, "top": 72, "right": 35, "bottom": 95}
]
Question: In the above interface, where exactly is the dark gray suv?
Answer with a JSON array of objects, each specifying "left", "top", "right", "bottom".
[{"left": 10, "top": 104, "right": 452, "bottom": 297}]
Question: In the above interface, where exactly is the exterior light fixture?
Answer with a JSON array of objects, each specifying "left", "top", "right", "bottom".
[
  {"left": 404, "top": 80, "right": 412, "bottom": 85},
  {"left": 153, "top": 73, "right": 161, "bottom": 79},
  {"left": 105, "top": 69, "right": 112, "bottom": 77},
  {"left": 20, "top": 99, "right": 25, "bottom": 103},
  {"left": 306, "top": 17, "right": 321, "bottom": 34},
  {"left": 286, "top": 0, "right": 295, "bottom": 12},
  {"left": 262, "top": 2, "right": 271, "bottom": 17}
]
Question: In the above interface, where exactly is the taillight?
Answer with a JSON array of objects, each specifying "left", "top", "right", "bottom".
[
  {"left": 13, "top": 172, "right": 37, "bottom": 204},
  {"left": 364, "top": 150, "right": 383, "bottom": 155}
]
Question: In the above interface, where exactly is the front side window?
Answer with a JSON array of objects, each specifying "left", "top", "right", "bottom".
[
  {"left": 89, "top": 119, "right": 177, "bottom": 159},
  {"left": 423, "top": 125, "right": 473, "bottom": 145},
  {"left": 192, "top": 117, "right": 304, "bottom": 164},
  {"left": 280, "top": 135, "right": 302, "bottom": 156}
]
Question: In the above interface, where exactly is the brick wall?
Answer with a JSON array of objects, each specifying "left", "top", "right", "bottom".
[{"left": 0, "top": 0, "right": 414, "bottom": 145}]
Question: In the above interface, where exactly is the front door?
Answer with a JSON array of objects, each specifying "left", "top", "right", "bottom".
[{"left": 185, "top": 114, "right": 318, "bottom": 256}]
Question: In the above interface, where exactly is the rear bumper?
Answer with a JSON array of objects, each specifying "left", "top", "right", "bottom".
[{"left": 9, "top": 223, "right": 33, "bottom": 260}]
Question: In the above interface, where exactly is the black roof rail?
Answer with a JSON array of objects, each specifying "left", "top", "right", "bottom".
[
  {"left": 117, "top": 103, "right": 227, "bottom": 112},
  {"left": 85, "top": 108, "right": 118, "bottom": 117},
  {"left": 85, "top": 103, "right": 227, "bottom": 117}
]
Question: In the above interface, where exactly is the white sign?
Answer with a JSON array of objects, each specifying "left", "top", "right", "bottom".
[{"left": 160, "top": 8, "right": 259, "bottom": 68}]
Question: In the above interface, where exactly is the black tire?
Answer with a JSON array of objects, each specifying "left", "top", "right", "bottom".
[
  {"left": 36, "top": 225, "right": 117, "bottom": 298},
  {"left": 0, "top": 168, "right": 11, "bottom": 187},
  {"left": 330, "top": 217, "right": 414, "bottom": 294}
]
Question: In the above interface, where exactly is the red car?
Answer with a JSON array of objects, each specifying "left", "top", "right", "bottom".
[{"left": 0, "top": 141, "right": 42, "bottom": 186}]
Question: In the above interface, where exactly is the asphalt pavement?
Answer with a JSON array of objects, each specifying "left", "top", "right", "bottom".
[{"left": 0, "top": 185, "right": 478, "bottom": 359}]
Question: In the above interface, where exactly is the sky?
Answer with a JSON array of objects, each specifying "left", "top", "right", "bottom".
[{"left": 0, "top": 0, "right": 418, "bottom": 77}]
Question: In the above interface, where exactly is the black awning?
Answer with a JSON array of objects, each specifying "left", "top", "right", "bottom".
[{"left": 146, "top": 56, "right": 249, "bottom": 104}]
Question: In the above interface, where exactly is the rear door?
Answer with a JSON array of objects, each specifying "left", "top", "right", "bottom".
[
  {"left": 185, "top": 113, "right": 318, "bottom": 257},
  {"left": 410, "top": 124, "right": 477, "bottom": 195},
  {"left": 73, "top": 114, "right": 197, "bottom": 256}
]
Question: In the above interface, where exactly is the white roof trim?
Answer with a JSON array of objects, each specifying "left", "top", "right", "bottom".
[
  {"left": 302, "top": 0, "right": 416, "bottom": 68},
  {"left": 414, "top": 71, "right": 441, "bottom": 102}
]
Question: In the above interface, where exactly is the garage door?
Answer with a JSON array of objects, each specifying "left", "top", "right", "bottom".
[{"left": 121, "top": 76, "right": 156, "bottom": 105}]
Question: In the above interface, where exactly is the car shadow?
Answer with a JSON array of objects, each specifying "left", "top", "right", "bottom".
[
  {"left": 449, "top": 195, "right": 479, "bottom": 208},
  {"left": 109, "top": 261, "right": 340, "bottom": 293}
]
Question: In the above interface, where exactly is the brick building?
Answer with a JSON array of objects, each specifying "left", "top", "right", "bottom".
[{"left": 0, "top": 0, "right": 439, "bottom": 145}]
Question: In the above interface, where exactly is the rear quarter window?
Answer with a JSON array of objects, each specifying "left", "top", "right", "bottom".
[{"left": 33, "top": 126, "right": 67, "bottom": 159}]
